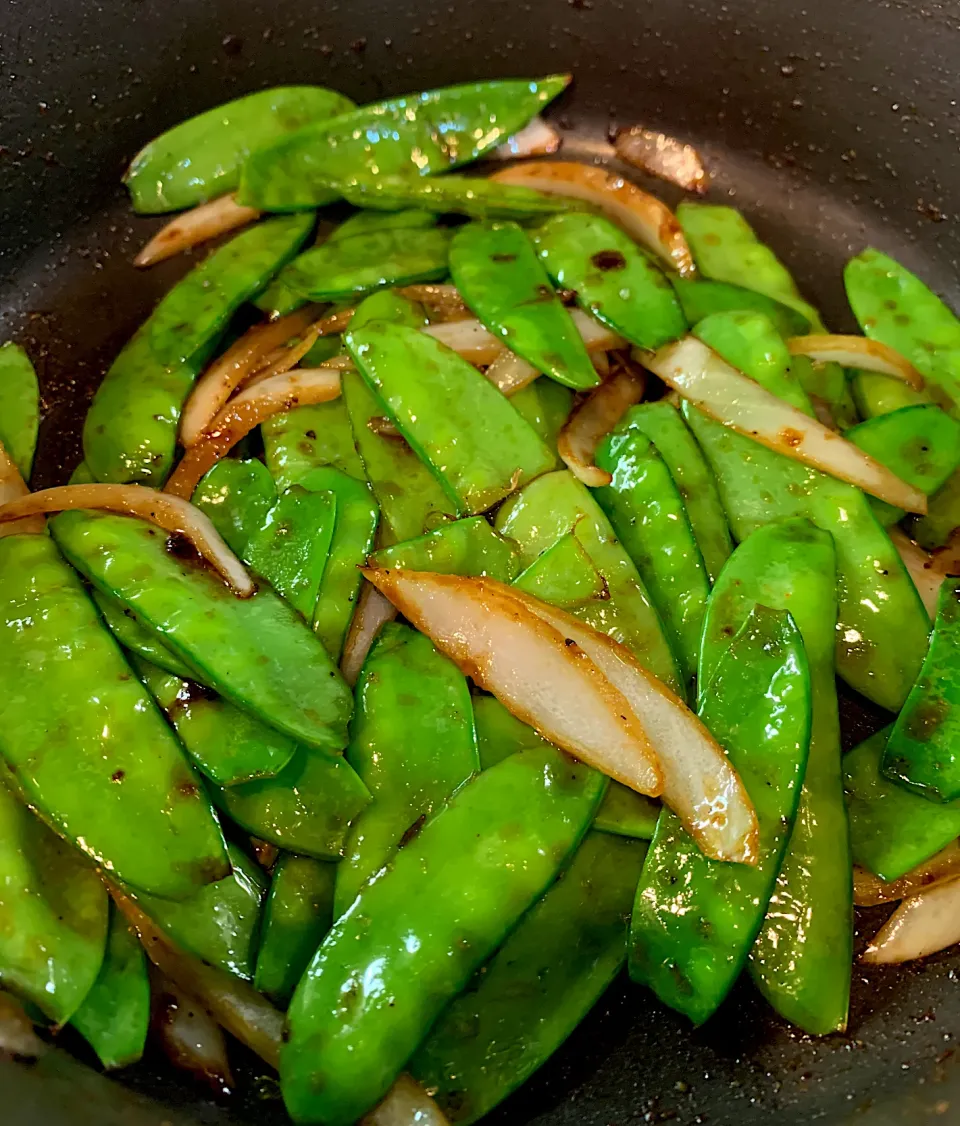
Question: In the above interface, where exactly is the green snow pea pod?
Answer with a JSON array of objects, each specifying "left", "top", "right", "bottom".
[
  {"left": 790, "top": 356, "right": 859, "bottom": 430},
  {"left": 370, "top": 517, "right": 520, "bottom": 583},
  {"left": 450, "top": 220, "right": 598, "bottom": 391},
  {"left": 513, "top": 532, "right": 606, "bottom": 608},
  {"left": 495, "top": 470, "right": 682, "bottom": 692},
  {"left": 71, "top": 906, "right": 149, "bottom": 1070},
  {"left": 0, "top": 533, "right": 229, "bottom": 899},
  {"left": 534, "top": 212, "right": 687, "bottom": 350},
  {"left": 83, "top": 214, "right": 314, "bottom": 486},
  {"left": 263, "top": 399, "right": 366, "bottom": 490},
  {"left": 239, "top": 75, "right": 570, "bottom": 210},
  {"left": 595, "top": 425, "right": 711, "bottom": 692},
  {"left": 346, "top": 323, "right": 555, "bottom": 515},
  {"left": 0, "top": 342, "right": 39, "bottom": 479},
  {"left": 124, "top": 86, "right": 356, "bottom": 213},
  {"left": 254, "top": 854, "right": 336, "bottom": 1005},
  {"left": 0, "top": 780, "right": 108, "bottom": 1025},
  {"left": 334, "top": 623, "right": 479, "bottom": 915},
  {"left": 851, "top": 369, "right": 931, "bottom": 421},
  {"left": 670, "top": 277, "right": 810, "bottom": 339},
  {"left": 912, "top": 468, "right": 960, "bottom": 550},
  {"left": 700, "top": 518, "right": 850, "bottom": 1035},
  {"left": 51, "top": 511, "right": 352, "bottom": 752},
  {"left": 509, "top": 377, "right": 574, "bottom": 455},
  {"left": 350, "top": 288, "right": 429, "bottom": 331},
  {"left": 844, "top": 725, "right": 960, "bottom": 880},
  {"left": 280, "top": 746, "right": 605, "bottom": 1126},
  {"left": 93, "top": 588, "right": 194, "bottom": 679},
  {"left": 192, "top": 458, "right": 278, "bottom": 556},
  {"left": 411, "top": 832, "right": 647, "bottom": 1123},
  {"left": 629, "top": 605, "right": 810, "bottom": 1025}
]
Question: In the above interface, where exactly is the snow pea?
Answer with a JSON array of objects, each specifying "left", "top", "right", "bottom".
[
  {"left": 71, "top": 906, "right": 149, "bottom": 1070},
  {"left": 124, "top": 86, "right": 355, "bottom": 213},
  {"left": 239, "top": 76, "right": 570, "bottom": 211},
  {"left": 334, "top": 623, "right": 479, "bottom": 915},
  {"left": 370, "top": 517, "right": 520, "bottom": 583},
  {"left": 263, "top": 399, "right": 366, "bottom": 491},
  {"left": 595, "top": 424, "right": 711, "bottom": 693},
  {"left": 411, "top": 832, "right": 647, "bottom": 1124},
  {"left": 790, "top": 356, "right": 859, "bottom": 429},
  {"left": 0, "top": 342, "right": 39, "bottom": 479},
  {"left": 845, "top": 724, "right": 960, "bottom": 880},
  {"left": 255, "top": 854, "right": 336, "bottom": 1005},
  {"left": 0, "top": 779, "right": 108, "bottom": 1025},
  {"left": 851, "top": 369, "right": 931, "bottom": 421},
  {"left": 192, "top": 458, "right": 278, "bottom": 556},
  {"left": 52, "top": 510, "right": 352, "bottom": 752},
  {"left": 93, "top": 588, "right": 194, "bottom": 679},
  {"left": 700, "top": 518, "right": 850, "bottom": 1035},
  {"left": 670, "top": 277, "right": 810, "bottom": 339},
  {"left": 83, "top": 214, "right": 314, "bottom": 486},
  {"left": 615, "top": 402, "right": 732, "bottom": 584},
  {"left": 495, "top": 470, "right": 682, "bottom": 692},
  {"left": 280, "top": 746, "right": 605, "bottom": 1126},
  {"left": 630, "top": 605, "right": 810, "bottom": 1025},
  {"left": 346, "top": 322, "right": 555, "bottom": 515},
  {"left": 450, "top": 220, "right": 598, "bottom": 391},
  {"left": 513, "top": 532, "right": 606, "bottom": 609},
  {"left": 351, "top": 287, "right": 429, "bottom": 332},
  {"left": 0, "top": 533, "right": 229, "bottom": 899},
  {"left": 509, "top": 377, "right": 574, "bottom": 455},
  {"left": 912, "top": 469, "right": 960, "bottom": 550},
  {"left": 534, "top": 212, "right": 687, "bottom": 350}
]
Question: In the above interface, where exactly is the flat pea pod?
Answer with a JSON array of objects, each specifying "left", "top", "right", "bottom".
[
  {"left": 51, "top": 510, "right": 352, "bottom": 753},
  {"left": 71, "top": 905, "right": 150, "bottom": 1070},
  {"left": 83, "top": 214, "right": 314, "bottom": 486},
  {"left": 239, "top": 76, "right": 570, "bottom": 211},
  {"left": 700, "top": 518, "right": 851, "bottom": 1036},
  {"left": 280, "top": 746, "right": 606, "bottom": 1126},
  {"left": 534, "top": 212, "right": 686, "bottom": 350},
  {"left": 513, "top": 532, "right": 607, "bottom": 609},
  {"left": 912, "top": 468, "right": 960, "bottom": 550},
  {"left": 629, "top": 605, "right": 811, "bottom": 1025},
  {"left": 346, "top": 322, "right": 555, "bottom": 516},
  {"left": 254, "top": 854, "right": 336, "bottom": 1005},
  {"left": 495, "top": 470, "right": 682, "bottom": 692},
  {"left": 370, "top": 517, "right": 520, "bottom": 583},
  {"left": 334, "top": 623, "right": 479, "bottom": 915},
  {"left": 263, "top": 399, "right": 367, "bottom": 491},
  {"left": 410, "top": 832, "right": 647, "bottom": 1124},
  {"left": 93, "top": 588, "right": 194, "bottom": 679},
  {"left": 509, "top": 377, "right": 574, "bottom": 455},
  {"left": 670, "top": 276, "right": 810, "bottom": 339},
  {"left": 192, "top": 458, "right": 278, "bottom": 556},
  {"left": 450, "top": 220, "right": 598, "bottom": 391},
  {"left": 845, "top": 725, "right": 960, "bottom": 880},
  {"left": 0, "top": 533, "right": 229, "bottom": 899},
  {"left": 851, "top": 369, "right": 932, "bottom": 420},
  {"left": 0, "top": 342, "right": 39, "bottom": 478},
  {"left": 0, "top": 780, "right": 108, "bottom": 1025},
  {"left": 124, "top": 86, "right": 356, "bottom": 213},
  {"left": 350, "top": 287, "right": 429, "bottom": 331}
]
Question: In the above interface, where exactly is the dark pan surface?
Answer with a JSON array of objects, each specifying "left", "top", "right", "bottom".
[{"left": 4, "top": 0, "right": 960, "bottom": 1121}]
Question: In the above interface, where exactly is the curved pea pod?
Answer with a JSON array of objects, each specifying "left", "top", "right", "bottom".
[
  {"left": 254, "top": 854, "right": 336, "bottom": 1005},
  {"left": 0, "top": 533, "right": 229, "bottom": 899},
  {"left": 509, "top": 377, "right": 574, "bottom": 454},
  {"left": 0, "top": 780, "right": 108, "bottom": 1025},
  {"left": 346, "top": 323, "right": 555, "bottom": 516},
  {"left": 370, "top": 517, "right": 520, "bottom": 583},
  {"left": 280, "top": 746, "right": 605, "bottom": 1126},
  {"left": 513, "top": 532, "right": 606, "bottom": 608},
  {"left": 351, "top": 287, "right": 429, "bottom": 332},
  {"left": 670, "top": 277, "right": 810, "bottom": 339},
  {"left": 71, "top": 906, "right": 150, "bottom": 1070},
  {"left": 334, "top": 623, "right": 479, "bottom": 915},
  {"left": 51, "top": 510, "right": 352, "bottom": 753},
  {"left": 0, "top": 342, "right": 39, "bottom": 479},
  {"left": 83, "top": 214, "right": 314, "bottom": 486},
  {"left": 534, "top": 212, "right": 687, "bottom": 350},
  {"left": 239, "top": 75, "right": 570, "bottom": 211},
  {"left": 192, "top": 458, "right": 278, "bottom": 556},
  {"left": 93, "top": 588, "right": 194, "bottom": 679},
  {"left": 700, "top": 518, "right": 850, "bottom": 1035},
  {"left": 495, "top": 470, "right": 682, "bottom": 691},
  {"left": 450, "top": 220, "right": 598, "bottom": 391},
  {"left": 124, "top": 87, "right": 355, "bottom": 213},
  {"left": 595, "top": 424, "right": 710, "bottom": 693},
  {"left": 410, "top": 832, "right": 647, "bottom": 1123},
  {"left": 629, "top": 606, "right": 811, "bottom": 1025},
  {"left": 263, "top": 399, "right": 366, "bottom": 491},
  {"left": 851, "top": 369, "right": 932, "bottom": 420}
]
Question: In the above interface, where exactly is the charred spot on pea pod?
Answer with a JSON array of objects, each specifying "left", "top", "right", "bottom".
[
  {"left": 490, "top": 253, "right": 517, "bottom": 263},
  {"left": 111, "top": 769, "right": 125, "bottom": 783},
  {"left": 170, "top": 679, "right": 219, "bottom": 716},
  {"left": 397, "top": 814, "right": 427, "bottom": 849},
  {"left": 590, "top": 249, "right": 627, "bottom": 271},
  {"left": 166, "top": 531, "right": 203, "bottom": 563},
  {"left": 904, "top": 695, "right": 950, "bottom": 741}
]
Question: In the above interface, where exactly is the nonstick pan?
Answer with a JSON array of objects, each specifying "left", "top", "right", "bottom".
[{"left": 3, "top": 0, "right": 960, "bottom": 1122}]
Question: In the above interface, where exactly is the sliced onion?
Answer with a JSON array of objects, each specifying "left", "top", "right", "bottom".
[
  {"left": 361, "top": 567, "right": 663, "bottom": 796},
  {"left": 862, "top": 873, "right": 960, "bottom": 964},
  {"left": 134, "top": 195, "right": 261, "bottom": 268},
  {"left": 558, "top": 364, "right": 646, "bottom": 486},
  {"left": 341, "top": 580, "right": 399, "bottom": 687},
  {"left": 490, "top": 160, "right": 696, "bottom": 276},
  {"left": 591, "top": 350, "right": 611, "bottom": 378},
  {"left": 484, "top": 350, "right": 541, "bottom": 396},
  {"left": 645, "top": 336, "right": 928, "bottom": 514},
  {"left": 180, "top": 308, "right": 319, "bottom": 447},
  {"left": 889, "top": 527, "right": 945, "bottom": 617},
  {"left": 854, "top": 840, "right": 960, "bottom": 907},
  {"left": 314, "top": 305, "right": 357, "bottom": 335},
  {"left": 787, "top": 334, "right": 924, "bottom": 391},
  {"left": 614, "top": 127, "right": 709, "bottom": 194},
  {"left": 360, "top": 1074, "right": 451, "bottom": 1126},
  {"left": 0, "top": 484, "right": 254, "bottom": 596},
  {"left": 164, "top": 368, "right": 342, "bottom": 500},
  {"left": 150, "top": 967, "right": 234, "bottom": 1096},
  {"left": 0, "top": 990, "right": 45, "bottom": 1060},
  {"left": 0, "top": 442, "right": 45, "bottom": 537},
  {"left": 424, "top": 313, "right": 623, "bottom": 370},
  {"left": 397, "top": 284, "right": 471, "bottom": 322},
  {"left": 237, "top": 325, "right": 321, "bottom": 391},
  {"left": 493, "top": 117, "right": 563, "bottom": 161}
]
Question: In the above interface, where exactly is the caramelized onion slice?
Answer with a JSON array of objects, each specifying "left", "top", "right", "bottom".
[
  {"left": 862, "top": 873, "right": 960, "bottom": 964},
  {"left": 889, "top": 527, "right": 945, "bottom": 617},
  {"left": 491, "top": 160, "right": 696, "bottom": 276},
  {"left": 558, "top": 364, "right": 646, "bottom": 486},
  {"left": 855, "top": 840, "right": 960, "bottom": 907},
  {"left": 340, "top": 580, "right": 399, "bottom": 687},
  {"left": 787, "top": 334, "right": 924, "bottom": 391},
  {"left": 484, "top": 350, "right": 541, "bottom": 396},
  {"left": 493, "top": 117, "right": 563, "bottom": 161},
  {"left": 397, "top": 284, "right": 471, "bottom": 322},
  {"left": 0, "top": 442, "right": 45, "bottom": 537},
  {"left": 0, "top": 483, "right": 253, "bottom": 595},
  {"left": 645, "top": 336, "right": 927, "bottom": 514},
  {"left": 150, "top": 967, "right": 234, "bottom": 1096},
  {"left": 360, "top": 1074, "right": 451, "bottom": 1126},
  {"left": 134, "top": 195, "right": 261, "bottom": 268},
  {"left": 614, "top": 126, "right": 709, "bottom": 194},
  {"left": 362, "top": 567, "right": 663, "bottom": 796},
  {"left": 237, "top": 325, "right": 321, "bottom": 391}
]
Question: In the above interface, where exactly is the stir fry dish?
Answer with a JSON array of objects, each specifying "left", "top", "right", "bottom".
[{"left": 4, "top": 72, "right": 960, "bottom": 1125}]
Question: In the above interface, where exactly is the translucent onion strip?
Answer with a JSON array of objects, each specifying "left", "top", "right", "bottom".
[
  {"left": 558, "top": 364, "right": 646, "bottom": 486},
  {"left": 149, "top": 967, "right": 234, "bottom": 1096},
  {"left": 787, "top": 334, "right": 924, "bottom": 391},
  {"left": 854, "top": 840, "right": 960, "bottom": 907},
  {"left": 493, "top": 117, "right": 562, "bottom": 161},
  {"left": 134, "top": 195, "right": 261, "bottom": 268},
  {"left": 889, "top": 527, "right": 945, "bottom": 617},
  {"left": 614, "top": 126, "right": 709, "bottom": 194},
  {"left": 340, "top": 581, "right": 399, "bottom": 687},
  {"left": 360, "top": 1074, "right": 451, "bottom": 1126},
  {"left": 237, "top": 325, "right": 321, "bottom": 391},
  {"left": 0, "top": 442, "right": 45, "bottom": 537},
  {"left": 862, "top": 874, "right": 960, "bottom": 964},
  {"left": 484, "top": 350, "right": 541, "bottom": 396},
  {"left": 397, "top": 284, "right": 471, "bottom": 322}
]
